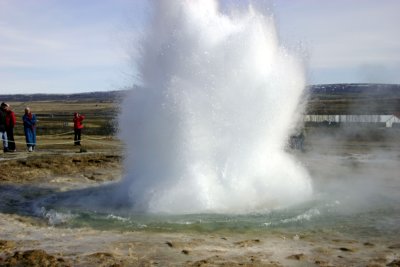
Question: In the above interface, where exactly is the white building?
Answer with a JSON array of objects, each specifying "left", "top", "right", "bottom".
[{"left": 304, "top": 114, "right": 400, "bottom": 128}]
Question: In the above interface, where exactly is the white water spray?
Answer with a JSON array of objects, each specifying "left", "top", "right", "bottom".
[{"left": 119, "top": 0, "right": 312, "bottom": 214}]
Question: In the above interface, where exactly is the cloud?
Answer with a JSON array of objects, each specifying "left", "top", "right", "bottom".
[
  {"left": 0, "top": 22, "right": 126, "bottom": 69},
  {"left": 0, "top": 0, "right": 140, "bottom": 94},
  {"left": 274, "top": 0, "right": 400, "bottom": 83},
  {"left": 357, "top": 63, "right": 400, "bottom": 84},
  {"left": 1, "top": 0, "right": 399, "bottom": 93}
]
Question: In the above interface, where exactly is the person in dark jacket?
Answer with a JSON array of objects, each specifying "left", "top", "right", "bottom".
[
  {"left": 0, "top": 102, "right": 8, "bottom": 152},
  {"left": 5, "top": 103, "right": 16, "bottom": 152},
  {"left": 73, "top": 112, "right": 85, "bottom": 146},
  {"left": 22, "top": 107, "right": 37, "bottom": 152}
]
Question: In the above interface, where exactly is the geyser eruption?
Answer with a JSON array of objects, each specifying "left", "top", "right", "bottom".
[{"left": 119, "top": 0, "right": 312, "bottom": 214}]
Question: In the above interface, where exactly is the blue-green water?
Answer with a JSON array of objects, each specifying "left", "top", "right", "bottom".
[
  {"left": 1, "top": 152, "right": 399, "bottom": 240},
  {"left": 39, "top": 201, "right": 400, "bottom": 239},
  {"left": 2, "top": 182, "right": 398, "bottom": 239}
]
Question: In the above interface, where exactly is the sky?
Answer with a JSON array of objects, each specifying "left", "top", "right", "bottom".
[{"left": 1, "top": 0, "right": 399, "bottom": 94}]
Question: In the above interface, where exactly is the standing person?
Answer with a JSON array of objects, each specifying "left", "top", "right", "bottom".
[
  {"left": 5, "top": 104, "right": 17, "bottom": 152},
  {"left": 0, "top": 103, "right": 8, "bottom": 152},
  {"left": 73, "top": 112, "right": 85, "bottom": 146},
  {"left": 22, "top": 107, "right": 37, "bottom": 152}
]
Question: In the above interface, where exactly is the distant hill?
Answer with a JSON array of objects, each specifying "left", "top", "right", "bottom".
[
  {"left": 1, "top": 83, "right": 399, "bottom": 114},
  {"left": 0, "top": 90, "right": 127, "bottom": 102},
  {"left": 309, "top": 83, "right": 400, "bottom": 96}
]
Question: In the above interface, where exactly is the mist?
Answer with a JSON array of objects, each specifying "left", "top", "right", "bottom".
[{"left": 117, "top": 0, "right": 312, "bottom": 214}]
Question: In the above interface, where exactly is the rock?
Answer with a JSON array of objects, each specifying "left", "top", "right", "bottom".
[
  {"left": 339, "top": 247, "right": 355, "bottom": 252},
  {"left": 0, "top": 240, "right": 16, "bottom": 251},
  {"left": 2, "top": 249, "right": 69, "bottom": 267},
  {"left": 87, "top": 252, "right": 115, "bottom": 258},
  {"left": 387, "top": 259, "right": 400, "bottom": 267},
  {"left": 287, "top": 253, "right": 306, "bottom": 260},
  {"left": 87, "top": 175, "right": 96, "bottom": 180},
  {"left": 388, "top": 244, "right": 400, "bottom": 249},
  {"left": 234, "top": 239, "right": 261, "bottom": 247},
  {"left": 314, "top": 259, "right": 329, "bottom": 266},
  {"left": 85, "top": 252, "right": 121, "bottom": 266},
  {"left": 190, "top": 259, "right": 208, "bottom": 267},
  {"left": 364, "top": 242, "right": 375, "bottom": 247},
  {"left": 166, "top": 241, "right": 174, "bottom": 248},
  {"left": 181, "top": 249, "right": 189, "bottom": 255},
  {"left": 313, "top": 247, "right": 332, "bottom": 255}
]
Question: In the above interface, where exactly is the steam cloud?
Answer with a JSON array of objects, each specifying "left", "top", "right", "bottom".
[{"left": 118, "top": 0, "right": 312, "bottom": 214}]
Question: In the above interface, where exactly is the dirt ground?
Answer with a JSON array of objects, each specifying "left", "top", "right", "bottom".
[
  {"left": 1, "top": 135, "right": 400, "bottom": 267},
  {"left": 0, "top": 134, "right": 123, "bottom": 183}
]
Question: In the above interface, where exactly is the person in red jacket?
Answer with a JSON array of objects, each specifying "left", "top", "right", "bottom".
[
  {"left": 5, "top": 103, "right": 16, "bottom": 152},
  {"left": 73, "top": 112, "right": 85, "bottom": 146}
]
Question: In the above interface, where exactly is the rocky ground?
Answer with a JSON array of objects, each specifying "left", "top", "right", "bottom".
[
  {"left": 1, "top": 210, "right": 400, "bottom": 267},
  {"left": 0, "top": 135, "right": 400, "bottom": 266}
]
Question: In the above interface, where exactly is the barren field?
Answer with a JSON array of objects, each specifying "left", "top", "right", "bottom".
[{"left": 6, "top": 100, "right": 117, "bottom": 136}]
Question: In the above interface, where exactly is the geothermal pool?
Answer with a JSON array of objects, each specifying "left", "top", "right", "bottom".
[{"left": 1, "top": 148, "right": 398, "bottom": 241}]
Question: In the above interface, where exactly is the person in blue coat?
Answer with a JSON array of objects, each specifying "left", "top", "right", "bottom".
[
  {"left": 0, "top": 103, "right": 8, "bottom": 152},
  {"left": 22, "top": 107, "right": 37, "bottom": 152}
]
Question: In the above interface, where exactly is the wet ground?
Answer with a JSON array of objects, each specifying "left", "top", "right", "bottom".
[{"left": 1, "top": 135, "right": 400, "bottom": 266}]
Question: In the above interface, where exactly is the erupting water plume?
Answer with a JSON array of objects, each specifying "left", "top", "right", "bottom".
[{"left": 119, "top": 0, "right": 312, "bottom": 214}]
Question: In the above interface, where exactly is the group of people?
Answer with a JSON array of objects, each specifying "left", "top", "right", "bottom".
[
  {"left": 0, "top": 102, "right": 85, "bottom": 153},
  {"left": 0, "top": 103, "right": 37, "bottom": 152}
]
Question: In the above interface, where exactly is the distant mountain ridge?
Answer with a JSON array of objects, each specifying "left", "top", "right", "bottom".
[
  {"left": 0, "top": 90, "right": 127, "bottom": 102},
  {"left": 1, "top": 83, "right": 400, "bottom": 102},
  {"left": 309, "top": 83, "right": 400, "bottom": 96}
]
